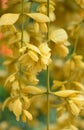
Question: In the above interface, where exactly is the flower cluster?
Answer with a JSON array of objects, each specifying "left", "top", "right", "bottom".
[{"left": 0, "top": 0, "right": 84, "bottom": 130}]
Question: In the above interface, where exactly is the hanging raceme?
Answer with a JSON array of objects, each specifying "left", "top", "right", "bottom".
[{"left": 0, "top": 0, "right": 84, "bottom": 130}]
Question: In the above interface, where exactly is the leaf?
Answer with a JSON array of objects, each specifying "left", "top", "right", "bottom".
[
  {"left": 72, "top": 81, "right": 84, "bottom": 91},
  {"left": 69, "top": 100, "right": 80, "bottom": 116},
  {"left": 28, "top": 50, "right": 39, "bottom": 62},
  {"left": 71, "top": 95, "right": 84, "bottom": 107},
  {"left": 27, "top": 43, "right": 41, "bottom": 54},
  {"left": 22, "top": 114, "right": 27, "bottom": 122},
  {"left": 70, "top": 125, "right": 79, "bottom": 130},
  {"left": 39, "top": 43, "right": 51, "bottom": 55},
  {"left": 50, "top": 29, "right": 68, "bottom": 43},
  {"left": 2, "top": 97, "right": 11, "bottom": 110},
  {"left": 22, "top": 86, "right": 44, "bottom": 95},
  {"left": 26, "top": 13, "right": 50, "bottom": 23},
  {"left": 23, "top": 110, "right": 33, "bottom": 120},
  {"left": 23, "top": 31, "right": 30, "bottom": 43},
  {"left": 39, "top": 23, "right": 48, "bottom": 32},
  {"left": 22, "top": 96, "right": 31, "bottom": 109},
  {"left": 33, "top": 0, "right": 47, "bottom": 2},
  {"left": 34, "top": 22, "right": 40, "bottom": 33},
  {"left": 32, "top": 0, "right": 55, "bottom": 5},
  {"left": 13, "top": 98, "right": 22, "bottom": 121},
  {"left": 52, "top": 80, "right": 67, "bottom": 89},
  {"left": 0, "top": 13, "right": 20, "bottom": 25},
  {"left": 4, "top": 73, "right": 16, "bottom": 86},
  {"left": 54, "top": 90, "right": 80, "bottom": 97},
  {"left": 55, "top": 44, "right": 69, "bottom": 57}
]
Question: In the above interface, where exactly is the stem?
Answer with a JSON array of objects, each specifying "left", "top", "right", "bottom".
[
  {"left": 21, "top": 0, "right": 24, "bottom": 47},
  {"left": 19, "top": 0, "right": 24, "bottom": 89},
  {"left": 73, "top": 28, "right": 80, "bottom": 53},
  {"left": 73, "top": 19, "right": 84, "bottom": 54},
  {"left": 47, "top": 66, "right": 50, "bottom": 130},
  {"left": 47, "top": 0, "right": 50, "bottom": 130}
]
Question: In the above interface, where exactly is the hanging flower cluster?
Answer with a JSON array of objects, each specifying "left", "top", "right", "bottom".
[{"left": 0, "top": 0, "right": 84, "bottom": 130}]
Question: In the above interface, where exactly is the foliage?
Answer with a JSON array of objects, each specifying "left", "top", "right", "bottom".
[{"left": 0, "top": 0, "right": 84, "bottom": 130}]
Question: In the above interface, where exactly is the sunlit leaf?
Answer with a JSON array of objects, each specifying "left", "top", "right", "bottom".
[
  {"left": 26, "top": 13, "right": 50, "bottom": 23},
  {"left": 23, "top": 109, "right": 33, "bottom": 120},
  {"left": 0, "top": 13, "right": 20, "bottom": 25},
  {"left": 28, "top": 50, "right": 39, "bottom": 62},
  {"left": 54, "top": 90, "right": 80, "bottom": 97},
  {"left": 22, "top": 86, "right": 44, "bottom": 95},
  {"left": 13, "top": 98, "right": 22, "bottom": 121},
  {"left": 50, "top": 29, "right": 68, "bottom": 43}
]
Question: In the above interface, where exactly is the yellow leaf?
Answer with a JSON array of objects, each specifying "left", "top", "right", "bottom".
[
  {"left": 52, "top": 80, "right": 67, "bottom": 89},
  {"left": 32, "top": 0, "right": 55, "bottom": 5},
  {"left": 19, "top": 46, "right": 27, "bottom": 53},
  {"left": 72, "top": 81, "right": 84, "bottom": 91},
  {"left": 55, "top": 44, "right": 69, "bottom": 57},
  {"left": 0, "top": 13, "right": 20, "bottom": 25},
  {"left": 39, "top": 23, "right": 48, "bottom": 32},
  {"left": 68, "top": 100, "right": 80, "bottom": 116},
  {"left": 23, "top": 31, "right": 30, "bottom": 43},
  {"left": 26, "top": 13, "right": 50, "bottom": 23},
  {"left": 34, "top": 22, "right": 40, "bottom": 33},
  {"left": 13, "top": 98, "right": 22, "bottom": 121},
  {"left": 41, "top": 52, "right": 51, "bottom": 64},
  {"left": 70, "top": 125, "right": 79, "bottom": 130},
  {"left": 22, "top": 96, "right": 31, "bottom": 109},
  {"left": 22, "top": 114, "right": 27, "bottom": 122},
  {"left": 2, "top": 97, "right": 11, "bottom": 111},
  {"left": 33, "top": 0, "right": 47, "bottom": 2},
  {"left": 50, "top": 29, "right": 68, "bottom": 43},
  {"left": 23, "top": 110, "right": 33, "bottom": 120},
  {"left": 4, "top": 73, "right": 16, "bottom": 86},
  {"left": 28, "top": 50, "right": 39, "bottom": 62},
  {"left": 22, "top": 86, "right": 44, "bottom": 95},
  {"left": 75, "top": 0, "right": 84, "bottom": 8},
  {"left": 54, "top": 90, "right": 79, "bottom": 97},
  {"left": 71, "top": 95, "right": 84, "bottom": 107},
  {"left": 27, "top": 43, "right": 41, "bottom": 54},
  {"left": 49, "top": 12, "right": 56, "bottom": 21},
  {"left": 12, "top": 81, "right": 19, "bottom": 90},
  {"left": 39, "top": 43, "right": 51, "bottom": 56}
]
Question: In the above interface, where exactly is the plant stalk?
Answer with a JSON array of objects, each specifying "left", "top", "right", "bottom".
[
  {"left": 21, "top": 0, "right": 24, "bottom": 47},
  {"left": 47, "top": 0, "right": 50, "bottom": 130}
]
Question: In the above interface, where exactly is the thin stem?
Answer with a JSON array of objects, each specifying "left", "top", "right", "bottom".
[
  {"left": 47, "top": 66, "right": 50, "bottom": 130},
  {"left": 21, "top": 0, "right": 24, "bottom": 47},
  {"left": 47, "top": 0, "right": 50, "bottom": 40},
  {"left": 73, "top": 19, "right": 84, "bottom": 54},
  {"left": 19, "top": 0, "right": 24, "bottom": 89},
  {"left": 47, "top": 0, "right": 50, "bottom": 130},
  {"left": 73, "top": 27, "right": 80, "bottom": 53}
]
